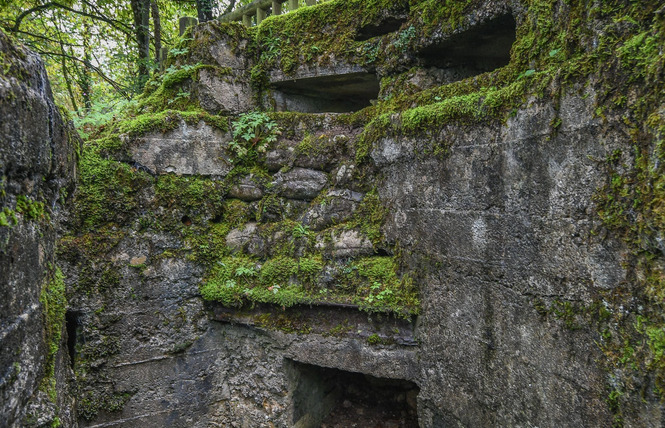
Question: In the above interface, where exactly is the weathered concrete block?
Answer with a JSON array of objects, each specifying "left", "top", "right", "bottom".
[
  {"left": 301, "top": 189, "right": 362, "bottom": 230},
  {"left": 197, "top": 68, "right": 254, "bottom": 115},
  {"left": 228, "top": 175, "right": 265, "bottom": 201},
  {"left": 226, "top": 222, "right": 263, "bottom": 255},
  {"left": 273, "top": 167, "right": 328, "bottom": 200},
  {"left": 129, "top": 119, "right": 232, "bottom": 176}
]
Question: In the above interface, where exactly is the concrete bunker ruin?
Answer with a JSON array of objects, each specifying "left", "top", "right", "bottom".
[
  {"left": 271, "top": 71, "right": 380, "bottom": 113},
  {"left": 289, "top": 360, "right": 419, "bottom": 428},
  {"left": 419, "top": 14, "right": 517, "bottom": 82}
]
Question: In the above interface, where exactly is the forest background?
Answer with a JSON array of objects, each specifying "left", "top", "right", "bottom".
[{"left": 0, "top": 0, "right": 265, "bottom": 131}]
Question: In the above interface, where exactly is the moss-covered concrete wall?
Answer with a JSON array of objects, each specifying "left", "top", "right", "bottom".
[{"left": 7, "top": 0, "right": 663, "bottom": 426}]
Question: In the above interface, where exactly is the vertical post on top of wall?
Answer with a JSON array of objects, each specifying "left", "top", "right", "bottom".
[
  {"left": 256, "top": 7, "right": 267, "bottom": 24},
  {"left": 159, "top": 47, "right": 169, "bottom": 70},
  {"left": 178, "top": 16, "right": 198, "bottom": 36},
  {"left": 305, "top": 0, "right": 316, "bottom": 6},
  {"left": 272, "top": 0, "right": 282, "bottom": 15},
  {"left": 242, "top": 13, "right": 252, "bottom": 26},
  {"left": 289, "top": 0, "right": 299, "bottom": 10}
]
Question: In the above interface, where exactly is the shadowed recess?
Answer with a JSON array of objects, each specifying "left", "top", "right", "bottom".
[
  {"left": 419, "top": 14, "right": 517, "bottom": 78},
  {"left": 355, "top": 16, "right": 408, "bottom": 41},
  {"left": 271, "top": 72, "right": 380, "bottom": 113},
  {"left": 288, "top": 360, "right": 419, "bottom": 428}
]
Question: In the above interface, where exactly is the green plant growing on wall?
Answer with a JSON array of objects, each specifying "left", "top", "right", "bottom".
[{"left": 230, "top": 111, "right": 280, "bottom": 163}]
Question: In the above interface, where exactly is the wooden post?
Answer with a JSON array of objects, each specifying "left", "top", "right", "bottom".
[
  {"left": 178, "top": 16, "right": 198, "bottom": 36},
  {"left": 272, "top": 0, "right": 282, "bottom": 15},
  {"left": 256, "top": 7, "right": 266, "bottom": 24},
  {"left": 305, "top": 0, "right": 315, "bottom": 6},
  {"left": 288, "top": 0, "right": 298, "bottom": 11},
  {"left": 242, "top": 14, "right": 252, "bottom": 26}
]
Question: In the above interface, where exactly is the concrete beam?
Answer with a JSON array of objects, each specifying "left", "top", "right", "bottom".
[{"left": 219, "top": 0, "right": 274, "bottom": 22}]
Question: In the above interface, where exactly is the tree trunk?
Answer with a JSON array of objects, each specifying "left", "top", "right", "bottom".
[
  {"left": 130, "top": 0, "right": 151, "bottom": 88},
  {"left": 196, "top": 0, "right": 215, "bottom": 23},
  {"left": 81, "top": 3, "right": 92, "bottom": 109},
  {"left": 222, "top": 0, "right": 237, "bottom": 16},
  {"left": 151, "top": 0, "right": 161, "bottom": 69}
]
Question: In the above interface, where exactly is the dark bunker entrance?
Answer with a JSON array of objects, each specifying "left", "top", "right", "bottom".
[
  {"left": 419, "top": 13, "right": 517, "bottom": 83},
  {"left": 289, "top": 360, "right": 419, "bottom": 427},
  {"left": 271, "top": 72, "right": 380, "bottom": 113}
]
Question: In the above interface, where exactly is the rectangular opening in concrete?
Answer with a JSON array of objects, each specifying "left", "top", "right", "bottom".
[
  {"left": 355, "top": 16, "right": 408, "bottom": 41},
  {"left": 419, "top": 14, "right": 516, "bottom": 80},
  {"left": 288, "top": 360, "right": 419, "bottom": 428},
  {"left": 271, "top": 72, "right": 380, "bottom": 113}
]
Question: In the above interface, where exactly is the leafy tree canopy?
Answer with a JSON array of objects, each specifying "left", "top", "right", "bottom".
[{"left": 0, "top": 0, "right": 245, "bottom": 124}]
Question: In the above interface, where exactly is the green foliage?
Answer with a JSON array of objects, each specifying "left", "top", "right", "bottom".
[
  {"left": 393, "top": 25, "right": 416, "bottom": 52},
  {"left": 72, "top": 98, "right": 139, "bottom": 139},
  {"left": 200, "top": 257, "right": 255, "bottom": 305},
  {"left": 292, "top": 222, "right": 311, "bottom": 238},
  {"left": 230, "top": 111, "right": 280, "bottom": 163}
]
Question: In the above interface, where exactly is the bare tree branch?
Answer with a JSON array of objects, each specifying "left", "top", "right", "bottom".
[
  {"left": 9, "top": 1, "right": 133, "bottom": 37},
  {"left": 31, "top": 48, "right": 131, "bottom": 99},
  {"left": 16, "top": 29, "right": 85, "bottom": 47}
]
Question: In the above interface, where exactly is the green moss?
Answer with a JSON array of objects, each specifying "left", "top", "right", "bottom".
[
  {"left": 340, "top": 257, "right": 419, "bottom": 316},
  {"left": 222, "top": 199, "right": 253, "bottom": 227},
  {"left": 0, "top": 207, "right": 17, "bottom": 227},
  {"left": 366, "top": 333, "right": 382, "bottom": 345},
  {"left": 298, "top": 255, "right": 323, "bottom": 287},
  {"left": 119, "top": 109, "right": 228, "bottom": 137},
  {"left": 138, "top": 63, "right": 224, "bottom": 112},
  {"left": 75, "top": 147, "right": 151, "bottom": 230},
  {"left": 0, "top": 31, "right": 29, "bottom": 81},
  {"left": 259, "top": 255, "right": 298, "bottom": 286},
  {"left": 347, "top": 190, "right": 387, "bottom": 245},
  {"left": 16, "top": 195, "right": 48, "bottom": 221},
  {"left": 154, "top": 174, "right": 227, "bottom": 225},
  {"left": 254, "top": 0, "right": 410, "bottom": 74},
  {"left": 254, "top": 311, "right": 312, "bottom": 334},
  {"left": 200, "top": 256, "right": 258, "bottom": 306},
  {"left": 200, "top": 255, "right": 310, "bottom": 308},
  {"left": 78, "top": 390, "right": 134, "bottom": 421},
  {"left": 39, "top": 266, "right": 67, "bottom": 401},
  {"left": 551, "top": 300, "right": 582, "bottom": 330},
  {"left": 0, "top": 196, "right": 47, "bottom": 227}
]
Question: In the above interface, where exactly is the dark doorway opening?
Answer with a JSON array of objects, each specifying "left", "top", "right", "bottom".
[
  {"left": 355, "top": 16, "right": 408, "bottom": 41},
  {"left": 289, "top": 360, "right": 419, "bottom": 428},
  {"left": 271, "top": 72, "right": 380, "bottom": 113},
  {"left": 419, "top": 14, "right": 517, "bottom": 81}
]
